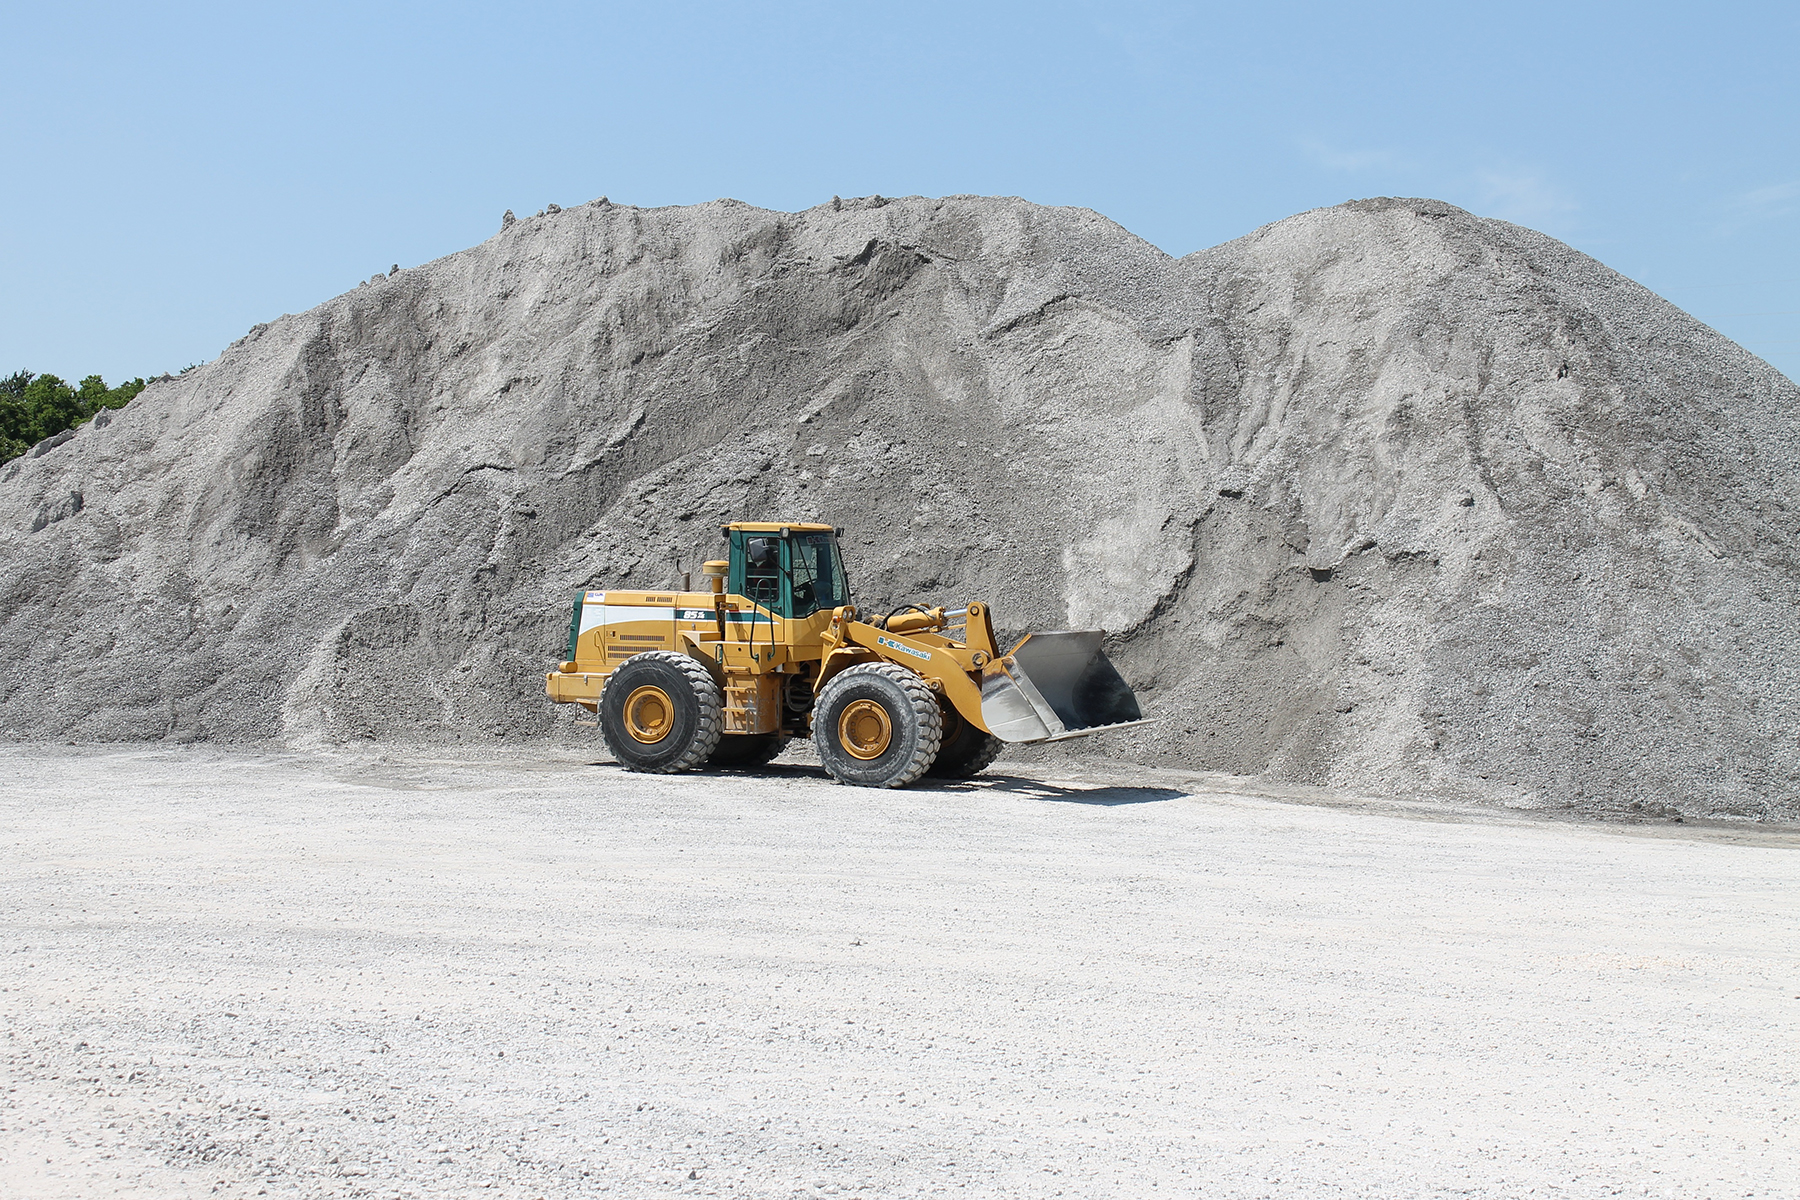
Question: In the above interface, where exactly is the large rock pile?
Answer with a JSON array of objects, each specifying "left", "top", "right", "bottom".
[{"left": 2, "top": 195, "right": 1795, "bottom": 819}]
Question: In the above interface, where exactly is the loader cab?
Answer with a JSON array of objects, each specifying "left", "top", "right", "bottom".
[{"left": 725, "top": 523, "right": 850, "bottom": 619}]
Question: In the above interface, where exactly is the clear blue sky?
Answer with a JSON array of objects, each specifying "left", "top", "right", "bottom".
[{"left": 5, "top": 1, "right": 1797, "bottom": 385}]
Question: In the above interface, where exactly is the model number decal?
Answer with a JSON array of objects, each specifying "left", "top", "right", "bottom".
[
  {"left": 877, "top": 635, "right": 932, "bottom": 661},
  {"left": 676, "top": 609, "right": 714, "bottom": 621}
]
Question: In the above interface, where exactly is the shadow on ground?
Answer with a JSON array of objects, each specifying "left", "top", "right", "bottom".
[
  {"left": 964, "top": 774, "right": 1185, "bottom": 806},
  {"left": 598, "top": 759, "right": 1186, "bottom": 806}
]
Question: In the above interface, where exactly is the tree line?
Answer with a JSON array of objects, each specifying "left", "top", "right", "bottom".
[{"left": 1, "top": 371, "right": 147, "bottom": 463}]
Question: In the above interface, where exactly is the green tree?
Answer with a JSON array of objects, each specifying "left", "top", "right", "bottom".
[
  {"left": 0, "top": 370, "right": 147, "bottom": 463},
  {"left": 0, "top": 371, "right": 34, "bottom": 462}
]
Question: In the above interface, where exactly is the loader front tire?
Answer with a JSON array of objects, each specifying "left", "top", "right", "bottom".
[
  {"left": 599, "top": 651, "right": 723, "bottom": 774},
  {"left": 927, "top": 701, "right": 1005, "bottom": 779},
  {"left": 814, "top": 663, "right": 943, "bottom": 788}
]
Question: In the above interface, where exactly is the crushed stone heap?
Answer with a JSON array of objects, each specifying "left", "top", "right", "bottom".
[{"left": 2, "top": 195, "right": 1795, "bottom": 820}]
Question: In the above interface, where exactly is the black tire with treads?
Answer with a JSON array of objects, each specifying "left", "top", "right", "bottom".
[
  {"left": 598, "top": 651, "right": 723, "bottom": 773},
  {"left": 707, "top": 731, "right": 789, "bottom": 768},
  {"left": 813, "top": 663, "right": 943, "bottom": 788},
  {"left": 927, "top": 700, "right": 1005, "bottom": 778}
]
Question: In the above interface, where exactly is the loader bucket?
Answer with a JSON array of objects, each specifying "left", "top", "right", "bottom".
[{"left": 978, "top": 630, "right": 1148, "bottom": 744}]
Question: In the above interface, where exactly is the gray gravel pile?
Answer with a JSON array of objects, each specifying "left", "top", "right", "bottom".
[{"left": 1, "top": 194, "right": 1795, "bottom": 819}]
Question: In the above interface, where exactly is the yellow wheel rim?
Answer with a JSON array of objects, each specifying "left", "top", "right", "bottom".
[
  {"left": 623, "top": 685, "right": 675, "bottom": 743},
  {"left": 838, "top": 698, "right": 892, "bottom": 760}
]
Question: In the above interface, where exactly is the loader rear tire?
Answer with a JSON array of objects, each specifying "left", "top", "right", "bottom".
[
  {"left": 927, "top": 702, "right": 1005, "bottom": 779},
  {"left": 599, "top": 651, "right": 723, "bottom": 774},
  {"left": 814, "top": 663, "right": 943, "bottom": 788},
  {"left": 707, "top": 731, "right": 788, "bottom": 768}
]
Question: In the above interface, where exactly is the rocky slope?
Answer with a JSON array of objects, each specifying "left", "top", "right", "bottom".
[{"left": 2, "top": 194, "right": 1795, "bottom": 819}]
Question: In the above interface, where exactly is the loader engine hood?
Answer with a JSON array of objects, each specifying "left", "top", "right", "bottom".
[{"left": 978, "top": 631, "right": 1147, "bottom": 743}]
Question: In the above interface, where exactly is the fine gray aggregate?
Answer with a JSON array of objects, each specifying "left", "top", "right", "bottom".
[
  {"left": 1, "top": 195, "right": 1796, "bottom": 819},
  {"left": 4, "top": 743, "right": 1797, "bottom": 1199}
]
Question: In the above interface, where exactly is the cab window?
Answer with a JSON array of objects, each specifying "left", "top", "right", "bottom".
[
  {"left": 743, "top": 537, "right": 780, "bottom": 605},
  {"left": 787, "top": 532, "right": 848, "bottom": 618}
]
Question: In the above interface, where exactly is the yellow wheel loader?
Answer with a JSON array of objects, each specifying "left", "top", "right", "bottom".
[{"left": 544, "top": 521, "right": 1147, "bottom": 788}]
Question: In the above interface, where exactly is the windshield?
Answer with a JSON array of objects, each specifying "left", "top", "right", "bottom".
[{"left": 788, "top": 532, "right": 849, "bottom": 618}]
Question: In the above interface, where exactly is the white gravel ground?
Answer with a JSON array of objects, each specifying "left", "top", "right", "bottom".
[{"left": 2, "top": 743, "right": 1797, "bottom": 1200}]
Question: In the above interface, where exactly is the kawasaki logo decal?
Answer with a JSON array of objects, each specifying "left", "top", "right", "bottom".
[{"left": 877, "top": 635, "right": 932, "bottom": 661}]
